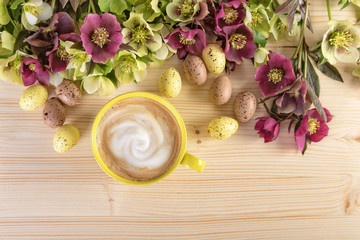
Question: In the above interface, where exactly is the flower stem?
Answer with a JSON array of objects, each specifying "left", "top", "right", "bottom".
[
  {"left": 292, "top": 0, "right": 309, "bottom": 60},
  {"left": 303, "top": 42, "right": 308, "bottom": 77},
  {"left": 89, "top": 0, "right": 96, "bottom": 14},
  {"left": 326, "top": 0, "right": 332, "bottom": 21}
]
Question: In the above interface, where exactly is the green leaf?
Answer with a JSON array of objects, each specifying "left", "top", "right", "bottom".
[
  {"left": 13, "top": 30, "right": 29, "bottom": 51},
  {"left": 253, "top": 30, "right": 267, "bottom": 48},
  {"left": 340, "top": 1, "right": 351, "bottom": 10},
  {"left": 306, "top": 57, "right": 320, "bottom": 97},
  {"left": 0, "top": 0, "right": 11, "bottom": 25},
  {"left": 106, "top": 70, "right": 118, "bottom": 88},
  {"left": 304, "top": 77, "right": 327, "bottom": 122},
  {"left": 10, "top": 0, "right": 24, "bottom": 9},
  {"left": 317, "top": 62, "right": 344, "bottom": 82},
  {"left": 98, "top": 0, "right": 111, "bottom": 12},
  {"left": 110, "top": 0, "right": 127, "bottom": 15},
  {"left": 136, "top": 55, "right": 152, "bottom": 63}
]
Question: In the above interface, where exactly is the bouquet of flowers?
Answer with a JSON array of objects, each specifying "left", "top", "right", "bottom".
[{"left": 0, "top": 0, "right": 359, "bottom": 153}]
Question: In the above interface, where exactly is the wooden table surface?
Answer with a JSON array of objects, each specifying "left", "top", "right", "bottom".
[{"left": 1, "top": 2, "right": 360, "bottom": 239}]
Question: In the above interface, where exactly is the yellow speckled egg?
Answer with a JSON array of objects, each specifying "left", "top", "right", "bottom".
[
  {"left": 158, "top": 67, "right": 182, "bottom": 98},
  {"left": 19, "top": 85, "right": 48, "bottom": 110},
  {"left": 53, "top": 124, "right": 80, "bottom": 153},
  {"left": 208, "top": 117, "right": 238, "bottom": 140},
  {"left": 202, "top": 44, "right": 226, "bottom": 74}
]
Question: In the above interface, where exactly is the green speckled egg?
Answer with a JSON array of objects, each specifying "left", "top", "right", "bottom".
[
  {"left": 19, "top": 85, "right": 48, "bottom": 110},
  {"left": 208, "top": 117, "right": 238, "bottom": 140},
  {"left": 158, "top": 67, "right": 182, "bottom": 98},
  {"left": 202, "top": 44, "right": 226, "bottom": 74},
  {"left": 53, "top": 124, "right": 80, "bottom": 153}
]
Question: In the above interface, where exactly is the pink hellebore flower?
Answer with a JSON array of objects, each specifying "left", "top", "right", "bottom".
[
  {"left": 165, "top": 27, "right": 206, "bottom": 59},
  {"left": 21, "top": 57, "right": 50, "bottom": 86},
  {"left": 255, "top": 53, "right": 296, "bottom": 97},
  {"left": 295, "top": 108, "right": 334, "bottom": 152},
  {"left": 80, "top": 13, "right": 123, "bottom": 63},
  {"left": 215, "top": 0, "right": 246, "bottom": 35},
  {"left": 255, "top": 117, "right": 280, "bottom": 143},
  {"left": 223, "top": 23, "right": 256, "bottom": 64}
]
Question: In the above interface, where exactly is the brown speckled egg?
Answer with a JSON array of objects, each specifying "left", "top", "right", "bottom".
[
  {"left": 183, "top": 55, "right": 207, "bottom": 85},
  {"left": 55, "top": 80, "right": 82, "bottom": 106},
  {"left": 234, "top": 91, "right": 257, "bottom": 122},
  {"left": 43, "top": 97, "right": 66, "bottom": 128},
  {"left": 209, "top": 75, "right": 232, "bottom": 105}
]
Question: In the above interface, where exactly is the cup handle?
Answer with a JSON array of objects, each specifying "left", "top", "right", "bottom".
[{"left": 180, "top": 152, "right": 205, "bottom": 172}]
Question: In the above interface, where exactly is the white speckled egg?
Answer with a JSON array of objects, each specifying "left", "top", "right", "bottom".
[
  {"left": 53, "top": 124, "right": 80, "bottom": 153},
  {"left": 158, "top": 67, "right": 182, "bottom": 98},
  {"left": 202, "top": 44, "right": 226, "bottom": 74},
  {"left": 19, "top": 85, "right": 48, "bottom": 110}
]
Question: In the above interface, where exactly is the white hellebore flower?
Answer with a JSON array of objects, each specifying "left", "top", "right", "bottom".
[{"left": 23, "top": 0, "right": 52, "bottom": 26}]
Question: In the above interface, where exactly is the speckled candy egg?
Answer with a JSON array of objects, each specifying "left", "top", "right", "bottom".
[
  {"left": 208, "top": 117, "right": 238, "bottom": 140},
  {"left": 158, "top": 67, "right": 182, "bottom": 98},
  {"left": 19, "top": 85, "right": 48, "bottom": 110},
  {"left": 43, "top": 97, "right": 66, "bottom": 128},
  {"left": 209, "top": 75, "right": 232, "bottom": 105},
  {"left": 182, "top": 55, "right": 207, "bottom": 85},
  {"left": 55, "top": 80, "right": 82, "bottom": 106},
  {"left": 202, "top": 44, "right": 226, "bottom": 74},
  {"left": 234, "top": 91, "right": 257, "bottom": 122},
  {"left": 53, "top": 124, "right": 80, "bottom": 153}
]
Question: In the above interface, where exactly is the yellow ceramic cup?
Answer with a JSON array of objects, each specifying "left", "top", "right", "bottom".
[{"left": 91, "top": 92, "right": 205, "bottom": 185}]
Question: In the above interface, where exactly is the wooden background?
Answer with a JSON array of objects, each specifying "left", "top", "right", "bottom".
[{"left": 1, "top": 1, "right": 360, "bottom": 239}]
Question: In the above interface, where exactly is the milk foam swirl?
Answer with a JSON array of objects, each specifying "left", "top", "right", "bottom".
[{"left": 107, "top": 106, "right": 173, "bottom": 169}]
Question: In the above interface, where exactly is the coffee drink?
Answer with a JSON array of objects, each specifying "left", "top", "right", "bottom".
[{"left": 97, "top": 97, "right": 182, "bottom": 181}]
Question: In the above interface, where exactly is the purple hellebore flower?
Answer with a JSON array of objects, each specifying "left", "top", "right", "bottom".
[
  {"left": 80, "top": 13, "right": 123, "bottom": 64},
  {"left": 255, "top": 117, "right": 280, "bottom": 143},
  {"left": 255, "top": 53, "right": 296, "bottom": 97},
  {"left": 223, "top": 23, "right": 256, "bottom": 64},
  {"left": 295, "top": 108, "right": 333, "bottom": 152},
  {"left": 21, "top": 57, "right": 50, "bottom": 86},
  {"left": 165, "top": 27, "right": 206, "bottom": 59},
  {"left": 215, "top": 0, "right": 246, "bottom": 35},
  {"left": 275, "top": 80, "right": 311, "bottom": 115}
]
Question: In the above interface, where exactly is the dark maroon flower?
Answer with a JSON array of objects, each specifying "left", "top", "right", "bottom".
[
  {"left": 80, "top": 13, "right": 123, "bottom": 63},
  {"left": 255, "top": 117, "right": 280, "bottom": 143},
  {"left": 21, "top": 58, "right": 50, "bottom": 86},
  {"left": 295, "top": 108, "right": 333, "bottom": 152},
  {"left": 255, "top": 53, "right": 296, "bottom": 97},
  {"left": 165, "top": 27, "right": 206, "bottom": 59},
  {"left": 223, "top": 23, "right": 256, "bottom": 64},
  {"left": 215, "top": 0, "right": 246, "bottom": 35},
  {"left": 275, "top": 80, "right": 311, "bottom": 115}
]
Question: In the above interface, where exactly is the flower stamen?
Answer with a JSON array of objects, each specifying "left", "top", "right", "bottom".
[
  {"left": 329, "top": 30, "right": 354, "bottom": 50},
  {"left": 91, "top": 27, "right": 110, "bottom": 48},
  {"left": 249, "top": 12, "right": 263, "bottom": 28},
  {"left": 180, "top": 0, "right": 194, "bottom": 17},
  {"left": 223, "top": 7, "right": 238, "bottom": 25},
  {"left": 117, "top": 56, "right": 137, "bottom": 73},
  {"left": 56, "top": 46, "right": 72, "bottom": 62},
  {"left": 267, "top": 68, "right": 284, "bottom": 83},
  {"left": 29, "top": 64, "right": 36, "bottom": 71},
  {"left": 276, "top": 22, "right": 287, "bottom": 32},
  {"left": 307, "top": 117, "right": 320, "bottom": 135},
  {"left": 24, "top": 5, "right": 40, "bottom": 15},
  {"left": 229, "top": 33, "right": 247, "bottom": 50},
  {"left": 132, "top": 25, "right": 150, "bottom": 44},
  {"left": 179, "top": 34, "right": 196, "bottom": 45}
]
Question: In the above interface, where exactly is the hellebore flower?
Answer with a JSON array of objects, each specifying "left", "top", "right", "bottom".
[
  {"left": 113, "top": 50, "right": 147, "bottom": 84},
  {"left": 82, "top": 75, "right": 115, "bottom": 96},
  {"left": 121, "top": 13, "right": 162, "bottom": 57},
  {"left": 295, "top": 108, "right": 333, "bottom": 152},
  {"left": 81, "top": 13, "right": 123, "bottom": 63},
  {"left": 0, "top": 0, "right": 11, "bottom": 26},
  {"left": 255, "top": 53, "right": 296, "bottom": 97},
  {"left": 22, "top": 0, "right": 52, "bottom": 30},
  {"left": 270, "top": 13, "right": 301, "bottom": 41},
  {"left": 0, "top": 52, "right": 28, "bottom": 86},
  {"left": 322, "top": 20, "right": 360, "bottom": 64},
  {"left": 0, "top": 31, "right": 16, "bottom": 55},
  {"left": 275, "top": 81, "right": 311, "bottom": 115},
  {"left": 165, "top": 27, "right": 206, "bottom": 59},
  {"left": 254, "top": 47, "right": 269, "bottom": 68},
  {"left": 223, "top": 23, "right": 256, "bottom": 64},
  {"left": 349, "top": 0, "right": 360, "bottom": 7},
  {"left": 215, "top": 0, "right": 246, "bottom": 35},
  {"left": 21, "top": 57, "right": 50, "bottom": 86},
  {"left": 166, "top": 0, "right": 208, "bottom": 24},
  {"left": 255, "top": 117, "right": 280, "bottom": 143},
  {"left": 244, "top": 4, "right": 270, "bottom": 39},
  {"left": 135, "top": 0, "right": 161, "bottom": 21}
]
